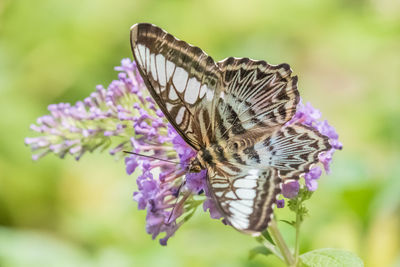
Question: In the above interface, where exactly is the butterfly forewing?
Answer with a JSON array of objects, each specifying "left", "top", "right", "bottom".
[{"left": 130, "top": 23, "right": 221, "bottom": 149}]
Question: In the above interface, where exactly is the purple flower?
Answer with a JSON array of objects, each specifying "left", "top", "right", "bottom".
[
  {"left": 24, "top": 66, "right": 146, "bottom": 161},
  {"left": 288, "top": 101, "right": 322, "bottom": 127},
  {"left": 304, "top": 166, "right": 322, "bottom": 191},
  {"left": 203, "top": 198, "right": 222, "bottom": 219},
  {"left": 282, "top": 181, "right": 300, "bottom": 199},
  {"left": 276, "top": 199, "right": 285, "bottom": 209},
  {"left": 186, "top": 170, "right": 207, "bottom": 194}
]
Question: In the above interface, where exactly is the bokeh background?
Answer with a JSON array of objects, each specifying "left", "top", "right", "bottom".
[{"left": 1, "top": 0, "right": 400, "bottom": 266}]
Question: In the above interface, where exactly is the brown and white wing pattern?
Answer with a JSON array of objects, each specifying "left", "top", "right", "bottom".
[
  {"left": 207, "top": 164, "right": 281, "bottom": 233},
  {"left": 258, "top": 124, "right": 332, "bottom": 178},
  {"left": 229, "top": 123, "right": 331, "bottom": 180},
  {"left": 215, "top": 57, "right": 299, "bottom": 141},
  {"left": 130, "top": 23, "right": 221, "bottom": 149},
  {"left": 207, "top": 124, "right": 330, "bottom": 233}
]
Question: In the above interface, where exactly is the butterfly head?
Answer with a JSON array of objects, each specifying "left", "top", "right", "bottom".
[
  {"left": 188, "top": 158, "right": 203, "bottom": 173},
  {"left": 188, "top": 151, "right": 207, "bottom": 173}
]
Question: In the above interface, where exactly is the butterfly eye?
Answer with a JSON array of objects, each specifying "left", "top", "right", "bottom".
[
  {"left": 215, "top": 146, "right": 224, "bottom": 154},
  {"left": 227, "top": 141, "right": 239, "bottom": 152}
]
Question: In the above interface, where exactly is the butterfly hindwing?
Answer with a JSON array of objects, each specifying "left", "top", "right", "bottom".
[
  {"left": 130, "top": 23, "right": 221, "bottom": 149},
  {"left": 207, "top": 123, "right": 330, "bottom": 233},
  {"left": 261, "top": 124, "right": 332, "bottom": 178},
  {"left": 207, "top": 164, "right": 281, "bottom": 233},
  {"left": 225, "top": 124, "right": 331, "bottom": 179}
]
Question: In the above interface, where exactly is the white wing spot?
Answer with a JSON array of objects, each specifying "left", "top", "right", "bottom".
[
  {"left": 150, "top": 54, "right": 158, "bottom": 82},
  {"left": 229, "top": 208, "right": 248, "bottom": 220},
  {"left": 245, "top": 172, "right": 259, "bottom": 180},
  {"left": 212, "top": 183, "right": 229, "bottom": 189},
  {"left": 206, "top": 87, "right": 214, "bottom": 101},
  {"left": 166, "top": 103, "right": 173, "bottom": 112},
  {"left": 166, "top": 60, "right": 175, "bottom": 80},
  {"left": 249, "top": 169, "right": 259, "bottom": 176},
  {"left": 238, "top": 200, "right": 253, "bottom": 207},
  {"left": 199, "top": 84, "right": 207, "bottom": 98},
  {"left": 230, "top": 201, "right": 253, "bottom": 215},
  {"left": 184, "top": 78, "right": 200, "bottom": 104},
  {"left": 176, "top": 106, "right": 185, "bottom": 124},
  {"left": 225, "top": 191, "right": 236, "bottom": 199},
  {"left": 156, "top": 54, "right": 166, "bottom": 86},
  {"left": 234, "top": 179, "right": 257, "bottom": 188},
  {"left": 137, "top": 45, "right": 146, "bottom": 66},
  {"left": 145, "top": 47, "right": 150, "bottom": 70},
  {"left": 236, "top": 189, "right": 256, "bottom": 199},
  {"left": 230, "top": 217, "right": 249, "bottom": 229},
  {"left": 173, "top": 67, "right": 188, "bottom": 93},
  {"left": 168, "top": 88, "right": 178, "bottom": 100},
  {"left": 215, "top": 191, "right": 224, "bottom": 197}
]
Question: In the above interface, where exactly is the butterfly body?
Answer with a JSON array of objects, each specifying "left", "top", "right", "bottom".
[{"left": 130, "top": 23, "right": 331, "bottom": 234}]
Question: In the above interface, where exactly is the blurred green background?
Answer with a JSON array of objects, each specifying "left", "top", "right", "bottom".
[{"left": 1, "top": 0, "right": 400, "bottom": 266}]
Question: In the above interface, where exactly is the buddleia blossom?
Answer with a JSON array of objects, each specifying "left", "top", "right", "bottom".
[
  {"left": 25, "top": 59, "right": 146, "bottom": 160},
  {"left": 278, "top": 101, "right": 343, "bottom": 205},
  {"left": 25, "top": 58, "right": 219, "bottom": 245}
]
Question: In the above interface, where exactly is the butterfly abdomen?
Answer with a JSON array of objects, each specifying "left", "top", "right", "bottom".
[{"left": 197, "top": 143, "right": 227, "bottom": 168}]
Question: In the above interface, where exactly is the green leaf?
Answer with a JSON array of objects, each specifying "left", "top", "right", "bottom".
[
  {"left": 248, "top": 246, "right": 272, "bottom": 260},
  {"left": 300, "top": 248, "right": 364, "bottom": 267},
  {"left": 280, "top": 219, "right": 295, "bottom": 227},
  {"left": 262, "top": 230, "right": 275, "bottom": 245},
  {"left": 288, "top": 198, "right": 298, "bottom": 212}
]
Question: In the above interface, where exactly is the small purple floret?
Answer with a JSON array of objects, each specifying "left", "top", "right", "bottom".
[
  {"left": 276, "top": 199, "right": 285, "bottom": 209},
  {"left": 304, "top": 166, "right": 322, "bottom": 191},
  {"left": 282, "top": 181, "right": 300, "bottom": 199}
]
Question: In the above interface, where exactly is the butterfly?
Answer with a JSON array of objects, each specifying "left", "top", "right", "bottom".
[{"left": 130, "top": 23, "right": 331, "bottom": 234}]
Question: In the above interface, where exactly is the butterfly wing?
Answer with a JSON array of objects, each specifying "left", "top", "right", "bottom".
[
  {"left": 215, "top": 57, "right": 299, "bottom": 142},
  {"left": 130, "top": 23, "right": 221, "bottom": 149},
  {"left": 208, "top": 124, "right": 331, "bottom": 233},
  {"left": 207, "top": 163, "right": 281, "bottom": 233},
  {"left": 207, "top": 59, "right": 330, "bottom": 233},
  {"left": 258, "top": 123, "right": 332, "bottom": 178}
]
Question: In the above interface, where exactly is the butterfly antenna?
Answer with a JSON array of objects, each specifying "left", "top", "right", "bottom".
[
  {"left": 167, "top": 180, "right": 187, "bottom": 223},
  {"left": 123, "top": 151, "right": 180, "bottom": 164}
]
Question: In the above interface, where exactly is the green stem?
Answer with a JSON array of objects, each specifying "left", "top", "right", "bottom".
[
  {"left": 269, "top": 218, "right": 295, "bottom": 266},
  {"left": 294, "top": 206, "right": 301, "bottom": 266},
  {"left": 260, "top": 239, "right": 284, "bottom": 261}
]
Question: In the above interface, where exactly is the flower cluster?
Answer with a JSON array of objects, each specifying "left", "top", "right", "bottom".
[
  {"left": 26, "top": 58, "right": 341, "bottom": 245},
  {"left": 25, "top": 59, "right": 146, "bottom": 160}
]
